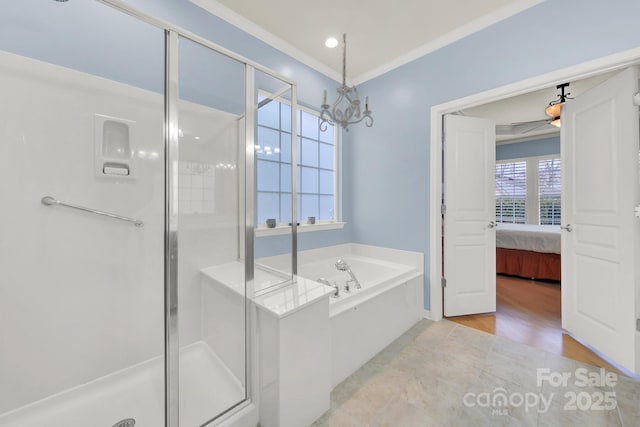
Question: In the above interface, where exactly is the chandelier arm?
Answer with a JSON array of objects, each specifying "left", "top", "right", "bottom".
[
  {"left": 332, "top": 91, "right": 346, "bottom": 112},
  {"left": 346, "top": 113, "right": 372, "bottom": 126},
  {"left": 335, "top": 108, "right": 347, "bottom": 123}
]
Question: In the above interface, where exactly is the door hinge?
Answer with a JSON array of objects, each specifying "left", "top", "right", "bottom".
[
  {"left": 635, "top": 205, "right": 640, "bottom": 218},
  {"left": 637, "top": 318, "right": 640, "bottom": 332},
  {"left": 441, "top": 203, "right": 447, "bottom": 215},
  {"left": 633, "top": 92, "right": 640, "bottom": 107},
  {"left": 441, "top": 277, "right": 447, "bottom": 288}
]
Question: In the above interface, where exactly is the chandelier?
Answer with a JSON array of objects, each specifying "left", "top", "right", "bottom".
[
  {"left": 545, "top": 82, "right": 571, "bottom": 128},
  {"left": 320, "top": 34, "right": 373, "bottom": 132}
]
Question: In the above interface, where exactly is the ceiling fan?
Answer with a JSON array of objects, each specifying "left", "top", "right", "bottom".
[
  {"left": 495, "top": 119, "right": 554, "bottom": 136},
  {"left": 496, "top": 83, "right": 572, "bottom": 136}
]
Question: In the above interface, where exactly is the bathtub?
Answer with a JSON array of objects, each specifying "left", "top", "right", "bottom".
[{"left": 297, "top": 254, "right": 423, "bottom": 387}]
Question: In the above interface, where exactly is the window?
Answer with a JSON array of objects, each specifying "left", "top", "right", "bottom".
[
  {"left": 539, "top": 158, "right": 561, "bottom": 225},
  {"left": 495, "top": 155, "right": 561, "bottom": 225},
  {"left": 256, "top": 96, "right": 337, "bottom": 225},
  {"left": 495, "top": 161, "right": 527, "bottom": 224}
]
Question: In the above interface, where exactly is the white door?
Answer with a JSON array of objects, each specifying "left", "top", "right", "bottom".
[
  {"left": 562, "top": 67, "right": 640, "bottom": 374},
  {"left": 444, "top": 114, "right": 496, "bottom": 316}
]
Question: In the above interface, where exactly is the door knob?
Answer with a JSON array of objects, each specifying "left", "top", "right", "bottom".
[
  {"left": 560, "top": 224, "right": 573, "bottom": 232},
  {"left": 488, "top": 221, "right": 496, "bottom": 229}
]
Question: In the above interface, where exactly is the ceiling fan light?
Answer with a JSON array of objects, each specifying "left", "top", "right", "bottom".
[
  {"left": 550, "top": 117, "right": 561, "bottom": 128},
  {"left": 545, "top": 102, "right": 563, "bottom": 118}
]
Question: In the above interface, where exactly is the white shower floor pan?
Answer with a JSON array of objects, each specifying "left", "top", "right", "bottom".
[{"left": 0, "top": 342, "right": 245, "bottom": 427}]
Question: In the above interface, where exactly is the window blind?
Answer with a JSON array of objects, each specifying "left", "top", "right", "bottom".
[
  {"left": 495, "top": 161, "right": 527, "bottom": 223},
  {"left": 539, "top": 158, "right": 561, "bottom": 225}
]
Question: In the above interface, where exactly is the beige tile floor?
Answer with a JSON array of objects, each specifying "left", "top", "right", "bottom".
[{"left": 312, "top": 319, "right": 640, "bottom": 427}]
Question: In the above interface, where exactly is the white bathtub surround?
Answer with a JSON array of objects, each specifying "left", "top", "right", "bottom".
[
  {"left": 0, "top": 342, "right": 242, "bottom": 427},
  {"left": 298, "top": 254, "right": 421, "bottom": 317},
  {"left": 259, "top": 243, "right": 424, "bottom": 275},
  {"left": 296, "top": 245, "right": 424, "bottom": 388},
  {"left": 201, "top": 265, "right": 335, "bottom": 427},
  {"left": 330, "top": 276, "right": 423, "bottom": 387},
  {"left": 259, "top": 244, "right": 425, "bottom": 389},
  {"left": 257, "top": 297, "right": 331, "bottom": 427}
]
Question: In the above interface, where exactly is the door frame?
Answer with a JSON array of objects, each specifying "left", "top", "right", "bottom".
[{"left": 428, "top": 46, "right": 640, "bottom": 322}]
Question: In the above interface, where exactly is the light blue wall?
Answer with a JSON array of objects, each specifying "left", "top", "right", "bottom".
[
  {"left": 496, "top": 135, "right": 560, "bottom": 161},
  {"left": 348, "top": 0, "right": 640, "bottom": 310}
]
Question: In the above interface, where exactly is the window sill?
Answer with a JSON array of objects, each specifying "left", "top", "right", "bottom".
[{"left": 255, "top": 222, "right": 346, "bottom": 237}]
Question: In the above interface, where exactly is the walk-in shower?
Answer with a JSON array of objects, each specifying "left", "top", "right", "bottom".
[{"left": 0, "top": 1, "right": 296, "bottom": 426}]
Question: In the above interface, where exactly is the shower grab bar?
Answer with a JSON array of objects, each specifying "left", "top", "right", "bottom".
[{"left": 41, "top": 196, "right": 144, "bottom": 227}]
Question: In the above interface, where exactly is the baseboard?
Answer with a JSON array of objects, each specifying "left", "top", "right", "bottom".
[{"left": 422, "top": 310, "right": 433, "bottom": 320}]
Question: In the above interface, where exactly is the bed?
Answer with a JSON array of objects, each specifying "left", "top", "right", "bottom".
[{"left": 495, "top": 223, "right": 561, "bottom": 281}]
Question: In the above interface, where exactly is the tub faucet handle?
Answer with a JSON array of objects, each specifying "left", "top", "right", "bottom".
[
  {"left": 331, "top": 281, "right": 340, "bottom": 298},
  {"left": 317, "top": 277, "right": 339, "bottom": 298},
  {"left": 345, "top": 279, "right": 355, "bottom": 293}
]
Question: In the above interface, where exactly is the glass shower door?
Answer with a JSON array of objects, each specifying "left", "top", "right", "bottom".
[
  {"left": 253, "top": 70, "right": 296, "bottom": 293},
  {"left": 175, "top": 35, "right": 248, "bottom": 426}
]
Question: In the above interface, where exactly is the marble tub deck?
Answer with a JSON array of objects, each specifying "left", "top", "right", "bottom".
[{"left": 312, "top": 319, "right": 640, "bottom": 427}]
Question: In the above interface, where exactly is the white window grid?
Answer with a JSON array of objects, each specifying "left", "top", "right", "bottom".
[
  {"left": 255, "top": 92, "right": 338, "bottom": 226},
  {"left": 496, "top": 154, "right": 561, "bottom": 225}
]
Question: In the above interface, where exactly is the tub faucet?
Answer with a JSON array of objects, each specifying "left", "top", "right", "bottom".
[
  {"left": 335, "top": 259, "right": 361, "bottom": 289},
  {"left": 317, "top": 277, "right": 339, "bottom": 298}
]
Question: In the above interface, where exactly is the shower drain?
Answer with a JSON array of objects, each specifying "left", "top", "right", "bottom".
[{"left": 112, "top": 418, "right": 135, "bottom": 427}]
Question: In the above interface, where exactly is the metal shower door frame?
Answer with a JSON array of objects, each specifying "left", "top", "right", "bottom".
[{"left": 92, "top": 1, "right": 298, "bottom": 426}]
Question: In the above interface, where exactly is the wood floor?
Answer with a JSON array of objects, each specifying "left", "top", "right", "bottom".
[{"left": 447, "top": 275, "right": 630, "bottom": 376}]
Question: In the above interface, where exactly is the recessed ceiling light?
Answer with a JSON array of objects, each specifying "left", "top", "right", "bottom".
[{"left": 324, "top": 37, "right": 338, "bottom": 48}]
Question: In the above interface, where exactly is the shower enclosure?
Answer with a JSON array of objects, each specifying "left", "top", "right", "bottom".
[{"left": 0, "top": 1, "right": 296, "bottom": 426}]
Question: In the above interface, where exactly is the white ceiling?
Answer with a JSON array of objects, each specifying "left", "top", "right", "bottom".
[{"left": 191, "top": 0, "right": 542, "bottom": 84}]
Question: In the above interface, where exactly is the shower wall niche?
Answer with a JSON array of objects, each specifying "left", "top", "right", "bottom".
[{"left": 94, "top": 114, "right": 136, "bottom": 178}]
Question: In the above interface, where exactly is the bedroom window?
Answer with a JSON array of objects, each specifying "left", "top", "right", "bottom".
[
  {"left": 539, "top": 158, "right": 561, "bottom": 225},
  {"left": 256, "top": 95, "right": 337, "bottom": 225},
  {"left": 495, "top": 161, "right": 527, "bottom": 224},
  {"left": 495, "top": 155, "right": 562, "bottom": 225}
]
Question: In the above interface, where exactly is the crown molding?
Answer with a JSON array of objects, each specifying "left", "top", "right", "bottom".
[
  {"left": 190, "top": 0, "right": 343, "bottom": 83},
  {"left": 352, "top": 0, "right": 544, "bottom": 85},
  {"left": 191, "top": 0, "right": 542, "bottom": 86}
]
